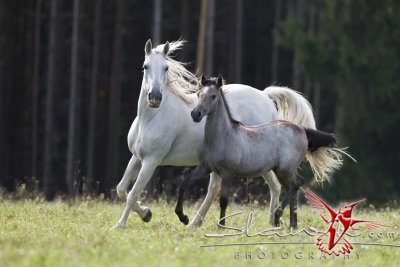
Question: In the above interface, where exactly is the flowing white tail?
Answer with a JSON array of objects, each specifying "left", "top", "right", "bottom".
[{"left": 264, "top": 86, "right": 353, "bottom": 183}]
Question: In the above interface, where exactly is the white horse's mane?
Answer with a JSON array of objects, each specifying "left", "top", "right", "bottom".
[{"left": 153, "top": 40, "right": 199, "bottom": 104}]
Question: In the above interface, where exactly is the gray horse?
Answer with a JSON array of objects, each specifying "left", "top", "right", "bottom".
[{"left": 191, "top": 75, "right": 338, "bottom": 228}]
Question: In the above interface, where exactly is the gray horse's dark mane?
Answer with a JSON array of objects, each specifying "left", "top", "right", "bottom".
[
  {"left": 220, "top": 91, "right": 243, "bottom": 125},
  {"left": 201, "top": 76, "right": 220, "bottom": 86}
]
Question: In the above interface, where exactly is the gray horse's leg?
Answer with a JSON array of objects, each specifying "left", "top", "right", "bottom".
[
  {"left": 189, "top": 172, "right": 222, "bottom": 227},
  {"left": 274, "top": 184, "right": 293, "bottom": 227},
  {"left": 262, "top": 171, "right": 281, "bottom": 225},
  {"left": 289, "top": 190, "right": 298, "bottom": 228},
  {"left": 289, "top": 174, "right": 306, "bottom": 228},
  {"left": 116, "top": 155, "right": 141, "bottom": 199},
  {"left": 218, "top": 176, "right": 231, "bottom": 226},
  {"left": 114, "top": 157, "right": 160, "bottom": 228},
  {"left": 175, "top": 166, "right": 210, "bottom": 225}
]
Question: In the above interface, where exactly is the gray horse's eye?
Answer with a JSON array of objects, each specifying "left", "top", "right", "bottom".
[
  {"left": 164, "top": 66, "right": 169, "bottom": 71},
  {"left": 211, "top": 95, "right": 217, "bottom": 99}
]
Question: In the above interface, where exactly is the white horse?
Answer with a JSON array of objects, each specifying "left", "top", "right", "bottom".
[{"left": 114, "top": 39, "right": 343, "bottom": 228}]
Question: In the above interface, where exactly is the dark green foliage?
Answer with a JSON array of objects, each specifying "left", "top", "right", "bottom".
[{"left": 278, "top": 0, "right": 400, "bottom": 203}]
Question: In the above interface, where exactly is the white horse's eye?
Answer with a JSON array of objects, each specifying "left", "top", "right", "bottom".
[
  {"left": 165, "top": 66, "right": 169, "bottom": 71},
  {"left": 142, "top": 65, "right": 148, "bottom": 70}
]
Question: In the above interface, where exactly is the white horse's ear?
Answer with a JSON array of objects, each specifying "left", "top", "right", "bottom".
[
  {"left": 217, "top": 75, "right": 223, "bottom": 88},
  {"left": 163, "top": 41, "right": 170, "bottom": 55},
  {"left": 145, "top": 39, "right": 152, "bottom": 55},
  {"left": 200, "top": 74, "right": 207, "bottom": 86}
]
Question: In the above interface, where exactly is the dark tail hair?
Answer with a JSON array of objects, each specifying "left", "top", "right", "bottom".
[{"left": 304, "top": 128, "right": 337, "bottom": 152}]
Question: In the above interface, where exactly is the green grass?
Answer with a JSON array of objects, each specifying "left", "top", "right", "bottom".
[{"left": 0, "top": 197, "right": 399, "bottom": 267}]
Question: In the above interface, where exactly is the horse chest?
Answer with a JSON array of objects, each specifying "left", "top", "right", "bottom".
[
  {"left": 199, "top": 143, "right": 237, "bottom": 173},
  {"left": 132, "top": 121, "right": 171, "bottom": 160}
]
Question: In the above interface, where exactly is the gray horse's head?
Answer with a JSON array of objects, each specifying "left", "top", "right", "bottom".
[
  {"left": 142, "top": 39, "right": 170, "bottom": 108},
  {"left": 191, "top": 74, "right": 224, "bottom": 122}
]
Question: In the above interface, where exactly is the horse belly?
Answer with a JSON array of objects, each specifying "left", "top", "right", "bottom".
[
  {"left": 234, "top": 159, "right": 274, "bottom": 178},
  {"left": 161, "top": 146, "right": 199, "bottom": 166},
  {"left": 161, "top": 131, "right": 203, "bottom": 166}
]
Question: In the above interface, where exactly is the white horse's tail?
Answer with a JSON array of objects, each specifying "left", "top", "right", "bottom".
[
  {"left": 264, "top": 86, "right": 351, "bottom": 183},
  {"left": 264, "top": 86, "right": 316, "bottom": 129}
]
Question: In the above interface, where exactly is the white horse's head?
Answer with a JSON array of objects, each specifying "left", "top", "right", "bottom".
[
  {"left": 141, "top": 39, "right": 199, "bottom": 107},
  {"left": 142, "top": 39, "right": 170, "bottom": 108}
]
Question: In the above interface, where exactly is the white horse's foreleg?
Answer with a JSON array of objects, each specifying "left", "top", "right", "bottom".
[
  {"left": 116, "top": 155, "right": 141, "bottom": 199},
  {"left": 114, "top": 157, "right": 159, "bottom": 228},
  {"left": 263, "top": 171, "right": 281, "bottom": 225},
  {"left": 189, "top": 172, "right": 222, "bottom": 227}
]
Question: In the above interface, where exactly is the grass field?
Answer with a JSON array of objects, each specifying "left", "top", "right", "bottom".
[{"left": 0, "top": 195, "right": 399, "bottom": 267}]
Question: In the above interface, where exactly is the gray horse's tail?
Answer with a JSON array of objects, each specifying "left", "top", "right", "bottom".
[
  {"left": 304, "top": 128, "right": 337, "bottom": 151},
  {"left": 264, "top": 86, "right": 351, "bottom": 183}
]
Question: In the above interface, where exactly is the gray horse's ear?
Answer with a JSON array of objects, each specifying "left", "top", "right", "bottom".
[
  {"left": 145, "top": 39, "right": 152, "bottom": 55},
  {"left": 163, "top": 41, "right": 170, "bottom": 55},
  {"left": 200, "top": 74, "right": 207, "bottom": 86},
  {"left": 217, "top": 75, "right": 223, "bottom": 88}
]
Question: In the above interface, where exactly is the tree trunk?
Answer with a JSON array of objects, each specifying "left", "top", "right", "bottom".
[
  {"left": 196, "top": 0, "right": 208, "bottom": 74},
  {"left": 152, "top": 0, "right": 162, "bottom": 45},
  {"left": 334, "top": 0, "right": 351, "bottom": 142},
  {"left": 66, "top": 0, "right": 80, "bottom": 198},
  {"left": 227, "top": 3, "right": 235, "bottom": 82},
  {"left": 180, "top": 0, "right": 191, "bottom": 61},
  {"left": 43, "top": 0, "right": 59, "bottom": 200},
  {"left": 304, "top": 1, "right": 316, "bottom": 98},
  {"left": 271, "top": 0, "right": 282, "bottom": 83},
  {"left": 292, "top": 0, "right": 304, "bottom": 90},
  {"left": 233, "top": 0, "right": 243, "bottom": 82},
  {"left": 205, "top": 0, "right": 215, "bottom": 76},
  {"left": 31, "top": 0, "right": 42, "bottom": 180},
  {"left": 86, "top": 0, "right": 102, "bottom": 194},
  {"left": 106, "top": 0, "right": 125, "bottom": 193}
]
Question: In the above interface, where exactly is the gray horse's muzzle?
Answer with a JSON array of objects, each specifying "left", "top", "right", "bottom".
[
  {"left": 148, "top": 90, "right": 162, "bottom": 108},
  {"left": 191, "top": 108, "right": 203, "bottom": 123}
]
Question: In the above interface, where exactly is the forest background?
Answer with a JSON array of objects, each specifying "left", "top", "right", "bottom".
[{"left": 0, "top": 0, "right": 399, "bottom": 205}]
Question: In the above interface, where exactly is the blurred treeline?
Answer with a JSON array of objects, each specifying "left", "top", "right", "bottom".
[{"left": 0, "top": 0, "right": 399, "bottom": 204}]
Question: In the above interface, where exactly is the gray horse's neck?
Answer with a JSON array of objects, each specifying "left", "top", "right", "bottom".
[{"left": 204, "top": 93, "right": 238, "bottom": 145}]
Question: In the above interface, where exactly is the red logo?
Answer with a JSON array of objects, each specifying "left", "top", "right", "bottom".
[{"left": 303, "top": 188, "right": 387, "bottom": 256}]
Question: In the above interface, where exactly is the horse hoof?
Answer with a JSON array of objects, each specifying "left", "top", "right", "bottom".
[
  {"left": 274, "top": 217, "right": 280, "bottom": 227},
  {"left": 217, "top": 223, "right": 226, "bottom": 228},
  {"left": 142, "top": 209, "right": 152, "bottom": 223},
  {"left": 274, "top": 208, "right": 283, "bottom": 218},
  {"left": 110, "top": 222, "right": 125, "bottom": 230},
  {"left": 188, "top": 215, "right": 203, "bottom": 228},
  {"left": 181, "top": 215, "right": 189, "bottom": 225},
  {"left": 274, "top": 209, "right": 283, "bottom": 226}
]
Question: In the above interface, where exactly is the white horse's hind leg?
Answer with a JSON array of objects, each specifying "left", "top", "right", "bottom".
[
  {"left": 189, "top": 172, "right": 222, "bottom": 227},
  {"left": 116, "top": 155, "right": 141, "bottom": 199},
  {"left": 114, "top": 157, "right": 159, "bottom": 228},
  {"left": 262, "top": 171, "right": 281, "bottom": 225}
]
